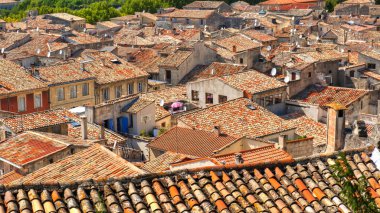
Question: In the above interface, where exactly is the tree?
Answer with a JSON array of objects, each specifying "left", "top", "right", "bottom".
[{"left": 331, "top": 153, "right": 380, "bottom": 213}]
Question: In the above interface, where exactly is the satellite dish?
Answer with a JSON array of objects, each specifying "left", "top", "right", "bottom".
[
  {"left": 299, "top": 34, "right": 302, "bottom": 38},
  {"left": 104, "top": 34, "right": 108, "bottom": 37},
  {"left": 1, "top": 48, "right": 4, "bottom": 54},
  {"left": 316, "top": 36, "right": 320, "bottom": 40},
  {"left": 266, "top": 46, "right": 272, "bottom": 51},
  {"left": 270, "top": 68, "right": 277, "bottom": 76},
  {"left": 59, "top": 50, "right": 63, "bottom": 55},
  {"left": 47, "top": 52, "right": 51, "bottom": 57},
  {"left": 348, "top": 20, "right": 354, "bottom": 25},
  {"left": 16, "top": 30, "right": 19, "bottom": 33},
  {"left": 159, "top": 99, "right": 164, "bottom": 107},
  {"left": 340, "top": 49, "right": 344, "bottom": 53},
  {"left": 292, "top": 16, "right": 295, "bottom": 20},
  {"left": 36, "top": 49, "right": 40, "bottom": 54},
  {"left": 83, "top": 28, "right": 87, "bottom": 33},
  {"left": 36, "top": 27, "right": 39, "bottom": 32},
  {"left": 284, "top": 76, "right": 290, "bottom": 83}
]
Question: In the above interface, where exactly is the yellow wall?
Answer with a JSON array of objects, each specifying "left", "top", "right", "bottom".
[
  {"left": 50, "top": 80, "right": 95, "bottom": 109},
  {"left": 95, "top": 77, "right": 148, "bottom": 104}
]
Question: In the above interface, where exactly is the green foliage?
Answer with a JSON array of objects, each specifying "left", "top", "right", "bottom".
[
  {"left": 325, "top": 0, "right": 337, "bottom": 12},
  {"left": 331, "top": 153, "right": 380, "bottom": 213}
]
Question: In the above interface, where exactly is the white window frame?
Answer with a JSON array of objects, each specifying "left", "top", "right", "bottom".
[
  {"left": 18, "top": 96, "right": 26, "bottom": 112},
  {"left": 34, "top": 93, "right": 42, "bottom": 109}
]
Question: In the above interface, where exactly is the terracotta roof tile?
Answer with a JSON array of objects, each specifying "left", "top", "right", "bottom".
[
  {"left": 292, "top": 85, "right": 369, "bottom": 108},
  {"left": 214, "top": 34, "right": 262, "bottom": 53},
  {"left": 11, "top": 144, "right": 144, "bottom": 185},
  {"left": 0, "top": 171, "right": 24, "bottom": 185},
  {"left": 179, "top": 98, "right": 293, "bottom": 138},
  {"left": 148, "top": 127, "right": 237, "bottom": 157},
  {"left": 218, "top": 70, "right": 287, "bottom": 94},
  {"left": 142, "top": 151, "right": 196, "bottom": 172},
  {"left": 157, "top": 9, "right": 216, "bottom": 19}
]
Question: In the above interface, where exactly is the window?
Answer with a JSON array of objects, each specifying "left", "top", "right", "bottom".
[
  {"left": 186, "top": 18, "right": 190, "bottom": 24},
  {"left": 308, "top": 72, "right": 311, "bottom": 78},
  {"left": 115, "top": 85, "right": 122, "bottom": 98},
  {"left": 265, "top": 95, "right": 274, "bottom": 106},
  {"left": 70, "top": 148, "right": 75, "bottom": 154},
  {"left": 200, "top": 19, "right": 204, "bottom": 25},
  {"left": 102, "top": 88, "right": 110, "bottom": 101},
  {"left": 82, "top": 83, "right": 89, "bottom": 96},
  {"left": 350, "top": 70, "right": 355, "bottom": 77},
  {"left": 166, "top": 70, "right": 172, "bottom": 84},
  {"left": 57, "top": 87, "right": 65, "bottom": 101},
  {"left": 240, "top": 58, "right": 244, "bottom": 64},
  {"left": 274, "top": 94, "right": 282, "bottom": 104},
  {"left": 49, "top": 159, "right": 53, "bottom": 164},
  {"left": 128, "top": 83, "right": 134, "bottom": 95},
  {"left": 34, "top": 93, "right": 42, "bottom": 108},
  {"left": 328, "top": 70, "right": 332, "bottom": 74},
  {"left": 161, "top": 122, "right": 166, "bottom": 128},
  {"left": 18, "top": 96, "right": 26, "bottom": 112},
  {"left": 138, "top": 82, "right": 143, "bottom": 93},
  {"left": 291, "top": 72, "right": 296, "bottom": 81},
  {"left": 338, "top": 110, "right": 344, "bottom": 117},
  {"left": 219, "top": 95, "right": 227, "bottom": 103},
  {"left": 206, "top": 93, "right": 213, "bottom": 104},
  {"left": 191, "top": 90, "right": 199, "bottom": 101},
  {"left": 368, "top": 63, "right": 376, "bottom": 69},
  {"left": 70, "top": 85, "right": 77, "bottom": 99},
  {"left": 128, "top": 114, "right": 133, "bottom": 128}
]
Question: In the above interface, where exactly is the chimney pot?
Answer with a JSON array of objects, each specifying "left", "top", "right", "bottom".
[
  {"left": 235, "top": 153, "right": 244, "bottom": 164},
  {"left": 80, "top": 116, "right": 88, "bottom": 140},
  {"left": 213, "top": 126, "right": 221, "bottom": 136},
  {"left": 100, "top": 121, "right": 105, "bottom": 140}
]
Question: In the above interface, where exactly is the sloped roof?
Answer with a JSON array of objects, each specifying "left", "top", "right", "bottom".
[
  {"left": 214, "top": 34, "right": 262, "bottom": 53},
  {"left": 218, "top": 70, "right": 287, "bottom": 94},
  {"left": 184, "top": 1, "right": 226, "bottom": 9},
  {"left": 292, "top": 85, "right": 369, "bottom": 108},
  {"left": 148, "top": 127, "right": 238, "bottom": 157},
  {"left": 0, "top": 148, "right": 377, "bottom": 213},
  {"left": 142, "top": 151, "right": 196, "bottom": 172},
  {"left": 179, "top": 98, "right": 293, "bottom": 138},
  {"left": 157, "top": 9, "right": 216, "bottom": 19},
  {"left": 11, "top": 144, "right": 144, "bottom": 185}
]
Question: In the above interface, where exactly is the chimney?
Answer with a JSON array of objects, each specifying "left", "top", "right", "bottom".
[
  {"left": 278, "top": 135, "right": 287, "bottom": 150},
  {"left": 80, "top": 62, "right": 85, "bottom": 71},
  {"left": 30, "top": 64, "right": 35, "bottom": 75},
  {"left": 232, "top": 45, "right": 237, "bottom": 53},
  {"left": 213, "top": 126, "right": 221, "bottom": 136},
  {"left": 80, "top": 115, "right": 88, "bottom": 140},
  {"left": 2, "top": 53, "right": 6, "bottom": 59},
  {"left": 326, "top": 103, "right": 347, "bottom": 152},
  {"left": 235, "top": 153, "right": 244, "bottom": 164},
  {"left": 100, "top": 121, "right": 105, "bottom": 140}
]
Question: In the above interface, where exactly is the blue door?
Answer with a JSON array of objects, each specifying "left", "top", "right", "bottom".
[
  {"left": 118, "top": 117, "right": 129, "bottom": 134},
  {"left": 108, "top": 119, "right": 114, "bottom": 131}
]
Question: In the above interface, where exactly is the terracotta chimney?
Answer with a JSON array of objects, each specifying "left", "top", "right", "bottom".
[
  {"left": 80, "top": 116, "right": 88, "bottom": 140},
  {"left": 100, "top": 121, "right": 105, "bottom": 140},
  {"left": 232, "top": 45, "right": 237, "bottom": 53},
  {"left": 326, "top": 103, "right": 347, "bottom": 152}
]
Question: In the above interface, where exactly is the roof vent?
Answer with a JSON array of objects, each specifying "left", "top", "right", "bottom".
[{"left": 246, "top": 104, "right": 256, "bottom": 110}]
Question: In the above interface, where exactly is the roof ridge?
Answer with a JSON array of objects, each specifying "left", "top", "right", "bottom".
[{"left": 213, "top": 144, "right": 277, "bottom": 157}]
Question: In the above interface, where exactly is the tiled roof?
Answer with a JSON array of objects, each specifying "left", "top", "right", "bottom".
[
  {"left": 0, "top": 171, "right": 23, "bottom": 185},
  {"left": 157, "top": 9, "right": 215, "bottom": 19},
  {"left": 97, "top": 21, "right": 120, "bottom": 29},
  {"left": 148, "top": 127, "right": 238, "bottom": 157},
  {"left": 218, "top": 70, "right": 287, "bottom": 94},
  {"left": 179, "top": 98, "right": 293, "bottom": 138},
  {"left": 362, "top": 70, "right": 380, "bottom": 81},
  {"left": 184, "top": 1, "right": 225, "bottom": 9},
  {"left": 292, "top": 85, "right": 369, "bottom": 108},
  {"left": 124, "top": 98, "right": 154, "bottom": 113},
  {"left": 0, "top": 32, "right": 30, "bottom": 51},
  {"left": 361, "top": 49, "right": 380, "bottom": 60},
  {"left": 47, "top": 13, "right": 85, "bottom": 21},
  {"left": 131, "top": 48, "right": 162, "bottom": 74},
  {"left": 68, "top": 51, "right": 148, "bottom": 85},
  {"left": 142, "top": 151, "right": 196, "bottom": 172},
  {"left": 37, "top": 61, "right": 95, "bottom": 85},
  {"left": 215, "top": 144, "right": 293, "bottom": 165},
  {"left": 0, "top": 59, "right": 47, "bottom": 95},
  {"left": 26, "top": 16, "right": 65, "bottom": 31},
  {"left": 11, "top": 144, "right": 145, "bottom": 185},
  {"left": 159, "top": 50, "right": 193, "bottom": 68},
  {"left": 65, "top": 31, "right": 105, "bottom": 45},
  {"left": 0, "top": 148, "right": 378, "bottom": 213},
  {"left": 282, "top": 112, "right": 327, "bottom": 148},
  {"left": 214, "top": 34, "right": 262, "bottom": 53},
  {"left": 0, "top": 131, "right": 70, "bottom": 167},
  {"left": 0, "top": 109, "right": 73, "bottom": 133},
  {"left": 181, "top": 62, "right": 246, "bottom": 83},
  {"left": 242, "top": 29, "right": 278, "bottom": 42}
]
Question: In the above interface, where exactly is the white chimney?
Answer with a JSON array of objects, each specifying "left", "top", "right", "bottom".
[
  {"left": 80, "top": 116, "right": 88, "bottom": 140},
  {"left": 213, "top": 126, "right": 221, "bottom": 136},
  {"left": 279, "top": 135, "right": 287, "bottom": 150}
]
